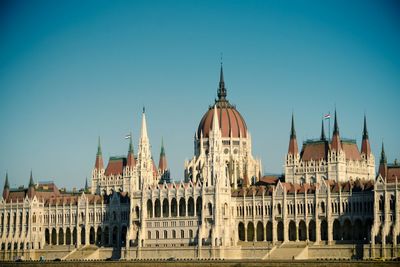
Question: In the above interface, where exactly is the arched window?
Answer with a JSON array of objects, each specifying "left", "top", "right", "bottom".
[
  {"left": 321, "top": 202, "right": 325, "bottom": 213},
  {"left": 181, "top": 230, "right": 184, "bottom": 238},
  {"left": 208, "top": 203, "right": 213, "bottom": 216}
]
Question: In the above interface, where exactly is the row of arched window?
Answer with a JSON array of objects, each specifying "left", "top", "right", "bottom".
[{"left": 147, "top": 229, "right": 194, "bottom": 240}]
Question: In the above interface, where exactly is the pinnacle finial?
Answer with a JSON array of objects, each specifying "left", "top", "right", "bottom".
[
  {"left": 85, "top": 177, "right": 89, "bottom": 191},
  {"left": 217, "top": 64, "right": 227, "bottom": 101},
  {"left": 128, "top": 132, "right": 133, "bottom": 153},
  {"left": 380, "top": 142, "right": 387, "bottom": 164},
  {"left": 363, "top": 114, "right": 368, "bottom": 139},
  {"left": 4, "top": 172, "right": 9, "bottom": 189},
  {"left": 140, "top": 108, "right": 149, "bottom": 140},
  {"left": 160, "top": 137, "right": 165, "bottom": 156},
  {"left": 97, "top": 136, "right": 102, "bottom": 156},
  {"left": 320, "top": 119, "right": 326, "bottom": 141},
  {"left": 333, "top": 109, "right": 339, "bottom": 135},
  {"left": 212, "top": 104, "right": 220, "bottom": 131},
  {"left": 29, "top": 170, "right": 34, "bottom": 187},
  {"left": 290, "top": 113, "right": 296, "bottom": 139}
]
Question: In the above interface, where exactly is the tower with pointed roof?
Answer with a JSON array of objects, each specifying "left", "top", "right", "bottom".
[
  {"left": 91, "top": 137, "right": 105, "bottom": 194},
  {"left": 27, "top": 170, "right": 35, "bottom": 199},
  {"left": 2, "top": 172, "right": 10, "bottom": 200},
  {"left": 379, "top": 142, "right": 388, "bottom": 179},
  {"left": 158, "top": 138, "right": 170, "bottom": 183},
  {"left": 185, "top": 64, "right": 261, "bottom": 188},
  {"left": 137, "top": 108, "right": 156, "bottom": 187}
]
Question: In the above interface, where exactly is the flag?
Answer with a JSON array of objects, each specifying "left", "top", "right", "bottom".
[
  {"left": 324, "top": 114, "right": 331, "bottom": 119},
  {"left": 125, "top": 134, "right": 131, "bottom": 139}
]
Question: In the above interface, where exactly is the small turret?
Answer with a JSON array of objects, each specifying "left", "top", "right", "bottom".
[
  {"left": 361, "top": 115, "right": 371, "bottom": 156},
  {"left": 84, "top": 177, "right": 89, "bottom": 192},
  {"left": 378, "top": 142, "right": 387, "bottom": 178},
  {"left": 3, "top": 172, "right": 10, "bottom": 200},
  {"left": 95, "top": 137, "right": 104, "bottom": 170},
  {"left": 27, "top": 170, "right": 35, "bottom": 199},
  {"left": 330, "top": 110, "right": 341, "bottom": 152},
  {"left": 288, "top": 113, "right": 298, "bottom": 155}
]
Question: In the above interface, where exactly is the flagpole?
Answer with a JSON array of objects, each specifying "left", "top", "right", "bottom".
[{"left": 329, "top": 115, "right": 331, "bottom": 141}]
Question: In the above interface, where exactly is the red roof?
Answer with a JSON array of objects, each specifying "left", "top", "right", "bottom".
[
  {"left": 105, "top": 157, "right": 126, "bottom": 176},
  {"left": 197, "top": 106, "right": 247, "bottom": 138}
]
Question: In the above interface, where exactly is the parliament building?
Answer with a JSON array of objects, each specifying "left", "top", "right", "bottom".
[{"left": 1, "top": 66, "right": 399, "bottom": 261}]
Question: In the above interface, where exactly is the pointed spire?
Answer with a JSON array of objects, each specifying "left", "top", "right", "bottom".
[
  {"left": 85, "top": 177, "right": 89, "bottom": 191},
  {"left": 3, "top": 172, "right": 10, "bottom": 200},
  {"left": 362, "top": 114, "right": 368, "bottom": 139},
  {"left": 290, "top": 113, "right": 296, "bottom": 138},
  {"left": 140, "top": 107, "right": 149, "bottom": 140},
  {"left": 361, "top": 115, "right": 371, "bottom": 156},
  {"left": 320, "top": 119, "right": 326, "bottom": 141},
  {"left": 212, "top": 105, "right": 220, "bottom": 131},
  {"left": 95, "top": 137, "right": 104, "bottom": 170},
  {"left": 331, "top": 109, "right": 341, "bottom": 151},
  {"left": 97, "top": 136, "right": 102, "bottom": 156},
  {"left": 158, "top": 138, "right": 167, "bottom": 172},
  {"left": 333, "top": 109, "right": 339, "bottom": 135},
  {"left": 217, "top": 63, "right": 227, "bottom": 101},
  {"left": 29, "top": 170, "right": 34, "bottom": 187},
  {"left": 27, "top": 170, "right": 35, "bottom": 199},
  {"left": 127, "top": 133, "right": 136, "bottom": 167},
  {"left": 4, "top": 172, "right": 9, "bottom": 190},
  {"left": 380, "top": 142, "right": 387, "bottom": 164},
  {"left": 379, "top": 141, "right": 388, "bottom": 178},
  {"left": 288, "top": 114, "right": 298, "bottom": 155}
]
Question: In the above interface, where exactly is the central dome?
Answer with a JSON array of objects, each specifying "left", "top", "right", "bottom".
[{"left": 197, "top": 65, "right": 248, "bottom": 139}]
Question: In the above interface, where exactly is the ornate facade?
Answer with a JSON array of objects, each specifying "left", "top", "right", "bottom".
[{"left": 0, "top": 66, "right": 399, "bottom": 261}]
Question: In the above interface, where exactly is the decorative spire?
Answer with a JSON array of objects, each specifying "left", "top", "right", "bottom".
[
  {"left": 333, "top": 109, "right": 339, "bottom": 135},
  {"left": 362, "top": 114, "right": 368, "bottom": 139},
  {"left": 97, "top": 136, "right": 102, "bottom": 156},
  {"left": 290, "top": 113, "right": 296, "bottom": 138},
  {"left": 361, "top": 114, "right": 371, "bottom": 156},
  {"left": 29, "top": 170, "right": 34, "bottom": 187},
  {"left": 158, "top": 138, "right": 167, "bottom": 172},
  {"left": 27, "top": 170, "right": 35, "bottom": 199},
  {"left": 331, "top": 109, "right": 341, "bottom": 151},
  {"left": 3, "top": 172, "right": 10, "bottom": 200},
  {"left": 141, "top": 107, "right": 149, "bottom": 141},
  {"left": 217, "top": 64, "right": 227, "bottom": 101},
  {"left": 127, "top": 133, "right": 136, "bottom": 167},
  {"left": 320, "top": 119, "right": 326, "bottom": 141},
  {"left": 85, "top": 177, "right": 89, "bottom": 191},
  {"left": 288, "top": 113, "right": 298, "bottom": 155},
  {"left": 4, "top": 172, "right": 9, "bottom": 190},
  {"left": 380, "top": 142, "right": 387, "bottom": 164},
  {"left": 212, "top": 104, "right": 220, "bottom": 131},
  {"left": 94, "top": 137, "right": 104, "bottom": 170},
  {"left": 379, "top": 141, "right": 388, "bottom": 178}
]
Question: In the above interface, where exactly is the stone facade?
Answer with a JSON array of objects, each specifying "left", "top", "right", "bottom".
[{"left": 1, "top": 66, "right": 399, "bottom": 261}]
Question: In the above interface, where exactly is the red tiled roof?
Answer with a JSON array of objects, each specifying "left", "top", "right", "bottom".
[
  {"left": 387, "top": 166, "right": 400, "bottom": 183},
  {"left": 197, "top": 106, "right": 247, "bottom": 138},
  {"left": 341, "top": 142, "right": 361, "bottom": 161},
  {"left": 300, "top": 141, "right": 329, "bottom": 161},
  {"left": 105, "top": 157, "right": 126, "bottom": 176}
]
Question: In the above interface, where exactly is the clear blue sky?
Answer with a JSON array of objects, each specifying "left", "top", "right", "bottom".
[{"left": 1, "top": 0, "right": 399, "bottom": 190}]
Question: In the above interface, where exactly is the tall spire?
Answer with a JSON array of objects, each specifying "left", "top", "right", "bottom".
[
  {"left": 3, "top": 172, "right": 10, "bottom": 200},
  {"left": 380, "top": 142, "right": 387, "bottom": 164},
  {"left": 379, "top": 142, "right": 388, "bottom": 178},
  {"left": 361, "top": 115, "right": 371, "bottom": 156},
  {"left": 158, "top": 138, "right": 167, "bottom": 172},
  {"left": 94, "top": 137, "right": 104, "bottom": 170},
  {"left": 4, "top": 172, "right": 9, "bottom": 190},
  {"left": 331, "top": 109, "right": 341, "bottom": 151},
  {"left": 333, "top": 109, "right": 339, "bottom": 135},
  {"left": 290, "top": 113, "right": 296, "bottom": 138},
  {"left": 217, "top": 63, "right": 227, "bottom": 101},
  {"left": 85, "top": 177, "right": 89, "bottom": 192},
  {"left": 29, "top": 170, "right": 34, "bottom": 187},
  {"left": 141, "top": 107, "right": 149, "bottom": 140},
  {"left": 288, "top": 113, "right": 298, "bottom": 155},
  {"left": 320, "top": 119, "right": 326, "bottom": 141},
  {"left": 97, "top": 136, "right": 102, "bottom": 156},
  {"left": 127, "top": 133, "right": 136, "bottom": 167},
  {"left": 27, "top": 170, "right": 35, "bottom": 199}
]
